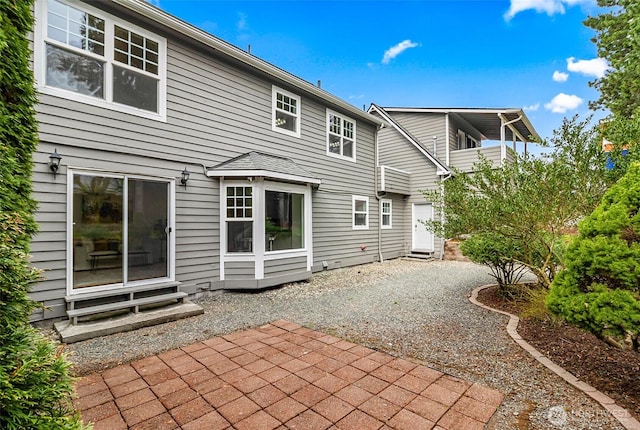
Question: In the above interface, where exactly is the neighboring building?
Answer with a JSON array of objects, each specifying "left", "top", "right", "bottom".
[
  {"left": 368, "top": 105, "right": 539, "bottom": 258},
  {"left": 28, "top": 0, "right": 540, "bottom": 336}
]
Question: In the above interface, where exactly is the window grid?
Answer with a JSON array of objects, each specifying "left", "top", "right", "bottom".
[
  {"left": 47, "top": 0, "right": 105, "bottom": 55},
  {"left": 226, "top": 187, "right": 253, "bottom": 219},
  {"left": 328, "top": 111, "right": 356, "bottom": 160},
  {"left": 352, "top": 196, "right": 369, "bottom": 229},
  {"left": 381, "top": 200, "right": 392, "bottom": 228},
  {"left": 276, "top": 92, "right": 296, "bottom": 115},
  {"left": 114, "top": 25, "right": 159, "bottom": 75}
]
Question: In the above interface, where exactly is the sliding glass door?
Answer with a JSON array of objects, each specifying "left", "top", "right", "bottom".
[{"left": 71, "top": 172, "right": 171, "bottom": 290}]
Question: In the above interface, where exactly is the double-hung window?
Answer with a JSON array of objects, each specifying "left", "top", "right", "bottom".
[
  {"left": 226, "top": 186, "right": 253, "bottom": 253},
  {"left": 37, "top": 0, "right": 166, "bottom": 120},
  {"left": 381, "top": 199, "right": 392, "bottom": 229},
  {"left": 352, "top": 196, "right": 369, "bottom": 230},
  {"left": 327, "top": 110, "right": 356, "bottom": 161},
  {"left": 272, "top": 86, "right": 301, "bottom": 137}
]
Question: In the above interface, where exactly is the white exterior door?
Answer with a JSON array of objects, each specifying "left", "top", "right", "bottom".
[{"left": 412, "top": 203, "right": 434, "bottom": 252}]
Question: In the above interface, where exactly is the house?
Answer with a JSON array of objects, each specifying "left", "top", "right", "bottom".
[
  {"left": 29, "top": 0, "right": 389, "bottom": 336},
  {"left": 28, "top": 0, "right": 540, "bottom": 339},
  {"left": 368, "top": 105, "right": 539, "bottom": 259}
]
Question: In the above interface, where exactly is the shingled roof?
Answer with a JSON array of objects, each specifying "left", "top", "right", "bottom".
[{"left": 207, "top": 152, "right": 321, "bottom": 185}]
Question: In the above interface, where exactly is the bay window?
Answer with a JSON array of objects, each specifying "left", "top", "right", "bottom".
[
  {"left": 265, "top": 190, "right": 304, "bottom": 252},
  {"left": 226, "top": 186, "right": 253, "bottom": 253}
]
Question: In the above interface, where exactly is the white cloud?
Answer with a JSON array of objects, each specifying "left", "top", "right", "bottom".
[
  {"left": 552, "top": 71, "right": 569, "bottom": 82},
  {"left": 504, "top": 0, "right": 591, "bottom": 20},
  {"left": 544, "top": 93, "right": 583, "bottom": 113},
  {"left": 382, "top": 40, "right": 419, "bottom": 64},
  {"left": 566, "top": 57, "right": 608, "bottom": 78},
  {"left": 524, "top": 103, "right": 540, "bottom": 111}
]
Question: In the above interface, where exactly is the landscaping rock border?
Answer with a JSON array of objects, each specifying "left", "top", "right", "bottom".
[{"left": 469, "top": 284, "right": 640, "bottom": 430}]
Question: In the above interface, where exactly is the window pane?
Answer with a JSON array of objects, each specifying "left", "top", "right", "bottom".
[
  {"left": 228, "top": 221, "right": 253, "bottom": 252},
  {"left": 112, "top": 65, "right": 158, "bottom": 112},
  {"left": 343, "top": 139, "right": 353, "bottom": 158},
  {"left": 128, "top": 179, "right": 168, "bottom": 281},
  {"left": 354, "top": 213, "right": 367, "bottom": 226},
  {"left": 265, "top": 191, "right": 304, "bottom": 251},
  {"left": 275, "top": 110, "right": 296, "bottom": 132},
  {"left": 382, "top": 214, "right": 390, "bottom": 226},
  {"left": 355, "top": 199, "right": 367, "bottom": 212},
  {"left": 328, "top": 134, "right": 341, "bottom": 154},
  {"left": 72, "top": 175, "right": 123, "bottom": 289},
  {"left": 46, "top": 44, "right": 104, "bottom": 98}
]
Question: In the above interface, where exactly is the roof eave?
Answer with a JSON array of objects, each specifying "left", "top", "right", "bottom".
[{"left": 206, "top": 169, "right": 322, "bottom": 185}]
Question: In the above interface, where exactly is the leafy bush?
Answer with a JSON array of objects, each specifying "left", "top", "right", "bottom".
[
  {"left": 547, "top": 163, "right": 640, "bottom": 350},
  {"left": 0, "top": 1, "right": 87, "bottom": 428},
  {"left": 460, "top": 233, "right": 528, "bottom": 295}
]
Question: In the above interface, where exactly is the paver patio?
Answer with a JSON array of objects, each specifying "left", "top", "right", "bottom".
[{"left": 74, "top": 319, "right": 503, "bottom": 429}]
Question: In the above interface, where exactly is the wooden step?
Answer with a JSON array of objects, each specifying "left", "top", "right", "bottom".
[{"left": 67, "top": 292, "right": 187, "bottom": 325}]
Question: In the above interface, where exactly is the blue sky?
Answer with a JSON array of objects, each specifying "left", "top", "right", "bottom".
[{"left": 151, "top": 0, "right": 607, "bottom": 146}]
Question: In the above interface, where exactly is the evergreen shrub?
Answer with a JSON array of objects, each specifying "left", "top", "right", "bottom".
[{"left": 547, "top": 163, "right": 640, "bottom": 350}]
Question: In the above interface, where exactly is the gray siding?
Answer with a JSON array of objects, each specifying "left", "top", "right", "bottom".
[
  {"left": 379, "top": 166, "right": 411, "bottom": 195},
  {"left": 264, "top": 257, "right": 307, "bottom": 277},
  {"left": 224, "top": 261, "right": 255, "bottom": 280},
  {"left": 380, "top": 194, "right": 408, "bottom": 260},
  {"left": 30, "top": 0, "right": 382, "bottom": 320},
  {"left": 387, "top": 112, "right": 447, "bottom": 159},
  {"left": 375, "top": 121, "right": 444, "bottom": 258}
]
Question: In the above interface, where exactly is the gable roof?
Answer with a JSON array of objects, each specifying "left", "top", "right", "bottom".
[
  {"left": 207, "top": 152, "right": 321, "bottom": 185},
  {"left": 379, "top": 107, "right": 539, "bottom": 142},
  {"left": 109, "top": 0, "right": 382, "bottom": 128},
  {"left": 368, "top": 104, "right": 451, "bottom": 174}
]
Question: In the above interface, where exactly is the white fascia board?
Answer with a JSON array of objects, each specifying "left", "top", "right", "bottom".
[
  {"left": 111, "top": 0, "right": 383, "bottom": 128},
  {"left": 369, "top": 105, "right": 451, "bottom": 174},
  {"left": 207, "top": 169, "right": 322, "bottom": 185}
]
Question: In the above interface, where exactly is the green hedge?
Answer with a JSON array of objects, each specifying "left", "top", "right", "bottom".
[{"left": 0, "top": 1, "right": 87, "bottom": 428}]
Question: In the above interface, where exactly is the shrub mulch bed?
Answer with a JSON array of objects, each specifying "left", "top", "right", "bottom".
[{"left": 477, "top": 285, "right": 640, "bottom": 422}]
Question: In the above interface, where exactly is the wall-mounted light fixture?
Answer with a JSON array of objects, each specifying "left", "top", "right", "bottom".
[
  {"left": 180, "top": 167, "right": 190, "bottom": 187},
  {"left": 49, "top": 148, "right": 62, "bottom": 175}
]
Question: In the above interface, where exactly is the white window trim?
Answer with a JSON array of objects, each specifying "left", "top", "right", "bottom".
[
  {"left": 272, "top": 85, "right": 301, "bottom": 138},
  {"left": 326, "top": 109, "right": 357, "bottom": 162},
  {"left": 352, "top": 195, "right": 369, "bottom": 230},
  {"left": 222, "top": 183, "right": 255, "bottom": 257},
  {"left": 34, "top": 0, "right": 167, "bottom": 121},
  {"left": 65, "top": 168, "right": 175, "bottom": 296},
  {"left": 381, "top": 199, "right": 392, "bottom": 229}
]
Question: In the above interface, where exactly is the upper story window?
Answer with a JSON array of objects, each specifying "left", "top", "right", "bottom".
[
  {"left": 457, "top": 130, "right": 479, "bottom": 149},
  {"left": 352, "top": 195, "right": 369, "bottom": 230},
  {"left": 36, "top": 0, "right": 167, "bottom": 120},
  {"left": 272, "top": 86, "right": 301, "bottom": 137},
  {"left": 381, "top": 199, "right": 392, "bottom": 229},
  {"left": 327, "top": 110, "right": 356, "bottom": 161}
]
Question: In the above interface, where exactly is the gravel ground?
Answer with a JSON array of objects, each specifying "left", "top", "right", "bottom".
[{"left": 60, "top": 259, "right": 623, "bottom": 429}]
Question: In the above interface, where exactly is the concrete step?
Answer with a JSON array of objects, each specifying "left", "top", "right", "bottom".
[
  {"left": 54, "top": 300, "right": 204, "bottom": 343},
  {"left": 406, "top": 253, "right": 434, "bottom": 260}
]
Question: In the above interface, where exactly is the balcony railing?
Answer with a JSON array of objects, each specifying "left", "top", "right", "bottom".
[{"left": 449, "top": 146, "right": 515, "bottom": 173}]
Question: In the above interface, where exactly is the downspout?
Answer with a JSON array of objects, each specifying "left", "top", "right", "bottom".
[
  {"left": 445, "top": 113, "right": 450, "bottom": 166},
  {"left": 374, "top": 123, "right": 384, "bottom": 263},
  {"left": 439, "top": 173, "right": 453, "bottom": 260}
]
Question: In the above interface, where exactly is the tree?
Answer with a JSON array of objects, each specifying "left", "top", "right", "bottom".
[
  {"left": 547, "top": 163, "right": 640, "bottom": 350},
  {"left": 424, "top": 116, "right": 608, "bottom": 288},
  {"left": 0, "top": 1, "right": 86, "bottom": 428},
  {"left": 585, "top": 0, "right": 640, "bottom": 117}
]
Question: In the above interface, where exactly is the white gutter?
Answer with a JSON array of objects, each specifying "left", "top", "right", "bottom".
[
  {"left": 111, "top": 0, "right": 383, "bottom": 128},
  {"left": 373, "top": 124, "right": 384, "bottom": 264}
]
